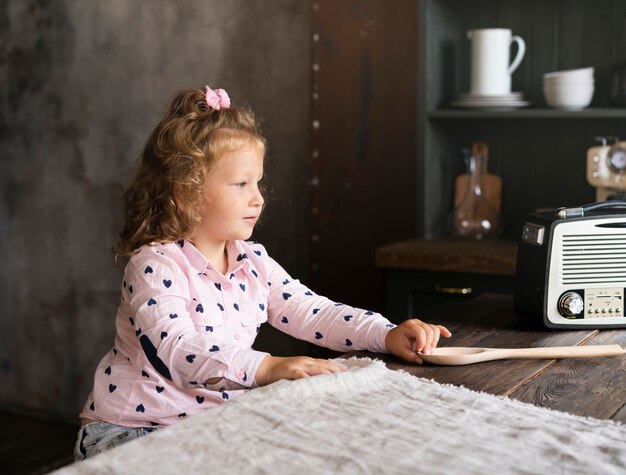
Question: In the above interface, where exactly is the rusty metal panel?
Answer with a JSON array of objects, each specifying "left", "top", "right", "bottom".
[{"left": 310, "top": 0, "right": 418, "bottom": 311}]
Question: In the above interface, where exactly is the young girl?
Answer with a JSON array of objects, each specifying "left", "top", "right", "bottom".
[{"left": 75, "top": 86, "right": 451, "bottom": 460}]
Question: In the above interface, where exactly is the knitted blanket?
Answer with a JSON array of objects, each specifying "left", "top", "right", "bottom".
[{"left": 54, "top": 358, "right": 626, "bottom": 474}]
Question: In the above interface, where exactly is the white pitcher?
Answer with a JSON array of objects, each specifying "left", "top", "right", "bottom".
[{"left": 467, "top": 28, "right": 526, "bottom": 95}]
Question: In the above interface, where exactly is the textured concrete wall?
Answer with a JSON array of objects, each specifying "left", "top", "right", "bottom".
[{"left": 0, "top": 0, "right": 310, "bottom": 416}]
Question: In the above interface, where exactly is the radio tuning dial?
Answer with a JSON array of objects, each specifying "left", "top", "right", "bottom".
[{"left": 558, "top": 292, "right": 584, "bottom": 318}]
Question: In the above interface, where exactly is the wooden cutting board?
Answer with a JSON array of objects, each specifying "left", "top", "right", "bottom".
[{"left": 454, "top": 142, "right": 502, "bottom": 213}]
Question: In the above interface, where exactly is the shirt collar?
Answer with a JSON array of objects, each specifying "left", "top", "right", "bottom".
[
  {"left": 178, "top": 239, "right": 252, "bottom": 277},
  {"left": 226, "top": 240, "right": 252, "bottom": 276}
]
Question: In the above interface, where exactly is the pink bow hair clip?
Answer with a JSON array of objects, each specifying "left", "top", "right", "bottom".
[{"left": 204, "top": 85, "right": 231, "bottom": 110}]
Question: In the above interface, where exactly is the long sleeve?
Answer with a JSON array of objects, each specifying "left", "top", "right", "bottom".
[{"left": 263, "top": 255, "right": 396, "bottom": 353}]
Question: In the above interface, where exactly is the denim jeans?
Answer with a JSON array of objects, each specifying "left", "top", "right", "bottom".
[{"left": 74, "top": 421, "right": 158, "bottom": 461}]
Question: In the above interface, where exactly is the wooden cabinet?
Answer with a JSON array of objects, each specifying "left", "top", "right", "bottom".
[
  {"left": 376, "top": 238, "right": 517, "bottom": 322},
  {"left": 417, "top": 0, "right": 626, "bottom": 240}
]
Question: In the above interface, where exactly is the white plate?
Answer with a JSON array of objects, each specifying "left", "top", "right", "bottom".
[
  {"left": 455, "top": 98, "right": 528, "bottom": 105},
  {"left": 459, "top": 92, "right": 524, "bottom": 100},
  {"left": 451, "top": 100, "right": 531, "bottom": 108}
]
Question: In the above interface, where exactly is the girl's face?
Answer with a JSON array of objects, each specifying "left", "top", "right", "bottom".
[{"left": 193, "top": 143, "right": 265, "bottom": 249}]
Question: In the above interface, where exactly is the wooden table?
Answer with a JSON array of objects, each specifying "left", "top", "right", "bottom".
[{"left": 348, "top": 293, "right": 626, "bottom": 422}]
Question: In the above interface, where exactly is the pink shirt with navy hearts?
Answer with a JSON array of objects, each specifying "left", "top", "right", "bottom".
[{"left": 80, "top": 239, "right": 395, "bottom": 427}]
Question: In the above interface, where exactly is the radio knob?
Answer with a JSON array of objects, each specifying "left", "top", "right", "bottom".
[{"left": 558, "top": 292, "right": 584, "bottom": 318}]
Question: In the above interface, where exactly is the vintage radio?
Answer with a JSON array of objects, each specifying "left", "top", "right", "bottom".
[
  {"left": 514, "top": 201, "right": 626, "bottom": 329},
  {"left": 586, "top": 137, "right": 626, "bottom": 201}
]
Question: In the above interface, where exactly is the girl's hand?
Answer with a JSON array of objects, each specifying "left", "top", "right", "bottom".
[
  {"left": 255, "top": 355, "right": 347, "bottom": 386},
  {"left": 385, "top": 319, "right": 452, "bottom": 364}
]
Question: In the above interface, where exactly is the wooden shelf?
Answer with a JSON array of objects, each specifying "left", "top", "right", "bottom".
[
  {"left": 428, "top": 108, "right": 626, "bottom": 119},
  {"left": 376, "top": 238, "right": 518, "bottom": 276},
  {"left": 416, "top": 0, "right": 626, "bottom": 238}
]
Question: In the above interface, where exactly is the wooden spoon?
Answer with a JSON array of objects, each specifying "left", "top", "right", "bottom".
[{"left": 418, "top": 345, "right": 626, "bottom": 366}]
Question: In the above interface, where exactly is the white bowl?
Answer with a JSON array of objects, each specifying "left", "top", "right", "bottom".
[
  {"left": 543, "top": 77, "right": 595, "bottom": 86},
  {"left": 543, "top": 84, "right": 594, "bottom": 109},
  {"left": 543, "top": 67, "right": 594, "bottom": 81}
]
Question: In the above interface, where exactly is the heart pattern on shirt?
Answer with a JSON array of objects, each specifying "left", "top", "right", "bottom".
[
  {"left": 196, "top": 304, "right": 204, "bottom": 313},
  {"left": 163, "top": 279, "right": 172, "bottom": 288},
  {"left": 239, "top": 283, "right": 246, "bottom": 291},
  {"left": 136, "top": 404, "right": 145, "bottom": 412},
  {"left": 109, "top": 384, "right": 117, "bottom": 393},
  {"left": 196, "top": 396, "right": 204, "bottom": 404},
  {"left": 160, "top": 331, "right": 167, "bottom": 339},
  {"left": 214, "top": 283, "right": 221, "bottom": 291},
  {"left": 104, "top": 366, "right": 111, "bottom": 375},
  {"left": 209, "top": 345, "right": 220, "bottom": 352},
  {"left": 345, "top": 339, "right": 353, "bottom": 346},
  {"left": 282, "top": 293, "right": 292, "bottom": 300},
  {"left": 259, "top": 303, "right": 265, "bottom": 311},
  {"left": 344, "top": 315, "right": 353, "bottom": 321},
  {"left": 156, "top": 386, "right": 164, "bottom": 393},
  {"left": 233, "top": 303, "right": 239, "bottom": 311},
  {"left": 145, "top": 266, "right": 153, "bottom": 274},
  {"left": 315, "top": 332, "right": 323, "bottom": 339},
  {"left": 186, "top": 354, "right": 196, "bottom": 363},
  {"left": 140, "top": 335, "right": 172, "bottom": 381},
  {"left": 281, "top": 316, "right": 288, "bottom": 323},
  {"left": 169, "top": 313, "right": 178, "bottom": 319},
  {"left": 147, "top": 298, "right": 157, "bottom": 306}
]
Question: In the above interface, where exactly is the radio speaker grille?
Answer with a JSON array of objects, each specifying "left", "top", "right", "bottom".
[{"left": 560, "top": 234, "right": 626, "bottom": 284}]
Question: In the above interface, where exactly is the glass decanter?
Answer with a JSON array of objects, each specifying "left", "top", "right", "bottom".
[{"left": 450, "top": 143, "right": 502, "bottom": 239}]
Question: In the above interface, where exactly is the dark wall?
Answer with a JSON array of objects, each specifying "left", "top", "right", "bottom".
[{"left": 0, "top": 0, "right": 310, "bottom": 417}]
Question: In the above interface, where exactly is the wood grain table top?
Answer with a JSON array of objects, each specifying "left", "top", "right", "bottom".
[{"left": 346, "top": 294, "right": 626, "bottom": 422}]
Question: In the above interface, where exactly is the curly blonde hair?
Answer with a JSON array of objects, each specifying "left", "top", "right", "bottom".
[{"left": 114, "top": 87, "right": 266, "bottom": 258}]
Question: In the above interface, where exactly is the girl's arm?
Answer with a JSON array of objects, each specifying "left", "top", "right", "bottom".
[
  {"left": 264, "top": 254, "right": 392, "bottom": 352},
  {"left": 263, "top": 252, "right": 451, "bottom": 363}
]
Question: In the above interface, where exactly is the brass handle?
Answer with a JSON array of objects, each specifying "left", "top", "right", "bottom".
[{"left": 434, "top": 285, "right": 473, "bottom": 295}]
